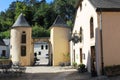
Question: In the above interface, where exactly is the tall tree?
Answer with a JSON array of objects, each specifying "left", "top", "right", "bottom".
[
  {"left": 53, "top": 0, "right": 76, "bottom": 27},
  {"left": 0, "top": 0, "right": 77, "bottom": 38}
]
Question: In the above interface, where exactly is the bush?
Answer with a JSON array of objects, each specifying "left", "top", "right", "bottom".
[
  {"left": 72, "top": 62, "right": 77, "bottom": 68},
  {"left": 78, "top": 64, "right": 86, "bottom": 73}
]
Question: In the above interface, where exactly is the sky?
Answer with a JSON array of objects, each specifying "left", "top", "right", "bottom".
[{"left": 0, "top": 0, "right": 53, "bottom": 12}]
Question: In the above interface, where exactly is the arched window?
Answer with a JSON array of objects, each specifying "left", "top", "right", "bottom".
[
  {"left": 80, "top": 27, "right": 82, "bottom": 42},
  {"left": 90, "top": 17, "right": 94, "bottom": 38},
  {"left": 21, "top": 31, "right": 26, "bottom": 43}
]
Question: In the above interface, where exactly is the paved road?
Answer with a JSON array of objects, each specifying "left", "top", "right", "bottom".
[
  {"left": 0, "top": 66, "right": 80, "bottom": 80},
  {"left": 0, "top": 66, "right": 120, "bottom": 80}
]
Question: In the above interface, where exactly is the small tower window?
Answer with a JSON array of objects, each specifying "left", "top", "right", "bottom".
[
  {"left": 21, "top": 46, "right": 26, "bottom": 56},
  {"left": 90, "top": 17, "right": 94, "bottom": 38},
  {"left": 21, "top": 31, "right": 26, "bottom": 43}
]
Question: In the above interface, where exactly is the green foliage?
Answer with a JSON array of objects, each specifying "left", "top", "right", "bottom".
[
  {"left": 78, "top": 64, "right": 85, "bottom": 69},
  {"left": 72, "top": 62, "right": 77, "bottom": 68},
  {"left": 32, "top": 25, "right": 50, "bottom": 38},
  {"left": 0, "top": 30, "right": 10, "bottom": 39},
  {"left": 78, "top": 64, "right": 86, "bottom": 73},
  {"left": 63, "top": 53, "right": 70, "bottom": 62},
  {"left": 0, "top": 0, "right": 77, "bottom": 38}
]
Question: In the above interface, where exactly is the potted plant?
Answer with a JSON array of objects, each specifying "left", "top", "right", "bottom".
[
  {"left": 78, "top": 64, "right": 86, "bottom": 73},
  {"left": 72, "top": 62, "right": 77, "bottom": 68}
]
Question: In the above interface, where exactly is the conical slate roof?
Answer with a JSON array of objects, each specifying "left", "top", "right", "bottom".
[
  {"left": 12, "top": 13, "right": 30, "bottom": 27},
  {"left": 51, "top": 15, "right": 68, "bottom": 27}
]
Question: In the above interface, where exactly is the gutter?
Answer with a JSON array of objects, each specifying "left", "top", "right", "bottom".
[{"left": 99, "top": 10, "right": 104, "bottom": 75}]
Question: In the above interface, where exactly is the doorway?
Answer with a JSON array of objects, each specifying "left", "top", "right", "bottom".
[
  {"left": 91, "top": 46, "right": 97, "bottom": 76},
  {"left": 1, "top": 50, "right": 6, "bottom": 57}
]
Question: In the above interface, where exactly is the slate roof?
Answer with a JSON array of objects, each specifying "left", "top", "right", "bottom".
[
  {"left": 89, "top": 0, "right": 120, "bottom": 11},
  {"left": 0, "top": 39, "right": 5, "bottom": 46},
  {"left": 12, "top": 13, "right": 30, "bottom": 27},
  {"left": 51, "top": 15, "right": 68, "bottom": 27},
  {"left": 3, "top": 39, "right": 10, "bottom": 46}
]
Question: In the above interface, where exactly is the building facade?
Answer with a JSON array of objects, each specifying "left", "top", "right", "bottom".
[
  {"left": 0, "top": 39, "right": 7, "bottom": 58},
  {"left": 3, "top": 39, "right": 10, "bottom": 58},
  {"left": 50, "top": 15, "right": 70, "bottom": 66},
  {"left": 10, "top": 13, "right": 34, "bottom": 66},
  {"left": 34, "top": 41, "right": 49, "bottom": 65},
  {"left": 10, "top": 14, "right": 70, "bottom": 66},
  {"left": 70, "top": 0, "right": 120, "bottom": 75}
]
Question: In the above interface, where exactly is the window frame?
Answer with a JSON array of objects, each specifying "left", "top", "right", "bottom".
[
  {"left": 21, "top": 45, "right": 26, "bottom": 56},
  {"left": 21, "top": 31, "right": 26, "bottom": 43},
  {"left": 90, "top": 17, "right": 94, "bottom": 38}
]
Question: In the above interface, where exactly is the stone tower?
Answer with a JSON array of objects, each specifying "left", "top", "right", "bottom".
[
  {"left": 10, "top": 13, "right": 34, "bottom": 66},
  {"left": 50, "top": 15, "right": 70, "bottom": 66}
]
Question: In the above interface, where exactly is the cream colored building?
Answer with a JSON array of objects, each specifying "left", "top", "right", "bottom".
[
  {"left": 10, "top": 14, "right": 70, "bottom": 66},
  {"left": 70, "top": 0, "right": 120, "bottom": 75},
  {"left": 10, "top": 13, "right": 34, "bottom": 66},
  {"left": 50, "top": 15, "right": 70, "bottom": 66}
]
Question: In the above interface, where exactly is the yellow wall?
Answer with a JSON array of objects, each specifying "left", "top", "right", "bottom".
[
  {"left": 101, "top": 12, "right": 120, "bottom": 66},
  {"left": 10, "top": 27, "right": 34, "bottom": 66},
  {"left": 50, "top": 26, "right": 70, "bottom": 66}
]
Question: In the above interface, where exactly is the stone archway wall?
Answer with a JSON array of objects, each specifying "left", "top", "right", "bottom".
[{"left": 32, "top": 37, "right": 52, "bottom": 66}]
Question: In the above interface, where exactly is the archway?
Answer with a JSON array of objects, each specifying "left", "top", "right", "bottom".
[{"left": 33, "top": 37, "right": 52, "bottom": 66}]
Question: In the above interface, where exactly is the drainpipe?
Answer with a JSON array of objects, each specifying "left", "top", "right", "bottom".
[{"left": 99, "top": 10, "right": 104, "bottom": 75}]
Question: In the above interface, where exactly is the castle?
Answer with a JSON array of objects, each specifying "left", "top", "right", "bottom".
[{"left": 10, "top": 13, "right": 70, "bottom": 66}]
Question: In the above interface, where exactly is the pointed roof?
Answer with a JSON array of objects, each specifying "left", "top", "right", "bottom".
[
  {"left": 51, "top": 15, "right": 68, "bottom": 27},
  {"left": 12, "top": 13, "right": 30, "bottom": 27},
  {"left": 3, "top": 39, "right": 10, "bottom": 46}
]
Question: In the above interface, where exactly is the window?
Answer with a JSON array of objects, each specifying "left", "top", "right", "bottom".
[
  {"left": 1, "top": 50, "right": 6, "bottom": 57},
  {"left": 73, "top": 50, "right": 75, "bottom": 62},
  {"left": 46, "top": 45, "right": 48, "bottom": 50},
  {"left": 39, "top": 52, "right": 41, "bottom": 55},
  {"left": 34, "top": 53, "right": 37, "bottom": 57},
  {"left": 21, "top": 46, "right": 26, "bottom": 56},
  {"left": 41, "top": 45, "right": 44, "bottom": 50},
  {"left": 21, "top": 31, "right": 26, "bottom": 43},
  {"left": 80, "top": 27, "right": 82, "bottom": 42},
  {"left": 80, "top": 48, "right": 83, "bottom": 63},
  {"left": 90, "top": 17, "right": 94, "bottom": 38}
]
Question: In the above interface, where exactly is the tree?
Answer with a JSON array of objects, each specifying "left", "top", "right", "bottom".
[
  {"left": 32, "top": 25, "right": 50, "bottom": 38},
  {"left": 53, "top": 0, "right": 76, "bottom": 24},
  {"left": 0, "top": 30, "right": 10, "bottom": 38},
  {"left": 0, "top": 0, "right": 77, "bottom": 38},
  {"left": 33, "top": 1, "right": 57, "bottom": 29}
]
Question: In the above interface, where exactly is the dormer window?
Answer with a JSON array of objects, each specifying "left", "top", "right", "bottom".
[
  {"left": 90, "top": 17, "right": 94, "bottom": 38},
  {"left": 21, "top": 31, "right": 26, "bottom": 43}
]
